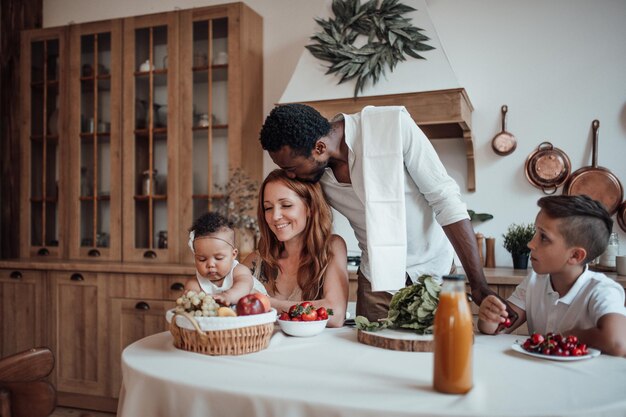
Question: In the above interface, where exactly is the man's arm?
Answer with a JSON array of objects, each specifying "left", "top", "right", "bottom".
[{"left": 443, "top": 219, "right": 519, "bottom": 323}]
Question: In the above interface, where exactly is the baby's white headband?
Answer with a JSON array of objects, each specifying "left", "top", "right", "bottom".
[{"left": 188, "top": 230, "right": 235, "bottom": 254}]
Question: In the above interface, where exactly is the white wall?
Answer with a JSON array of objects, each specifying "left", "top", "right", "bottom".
[{"left": 44, "top": 0, "right": 626, "bottom": 267}]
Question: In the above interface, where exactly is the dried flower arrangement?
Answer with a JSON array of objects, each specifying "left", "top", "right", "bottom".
[{"left": 212, "top": 168, "right": 260, "bottom": 237}]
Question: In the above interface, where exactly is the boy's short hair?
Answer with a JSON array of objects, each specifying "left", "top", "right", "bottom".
[
  {"left": 537, "top": 195, "right": 613, "bottom": 263},
  {"left": 259, "top": 103, "right": 331, "bottom": 157},
  {"left": 190, "top": 211, "right": 233, "bottom": 239}
]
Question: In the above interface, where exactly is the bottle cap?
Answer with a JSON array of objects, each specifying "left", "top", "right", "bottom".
[{"left": 442, "top": 274, "right": 465, "bottom": 281}]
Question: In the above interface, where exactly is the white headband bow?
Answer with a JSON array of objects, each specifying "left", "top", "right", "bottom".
[
  {"left": 188, "top": 230, "right": 196, "bottom": 254},
  {"left": 188, "top": 230, "right": 236, "bottom": 254}
]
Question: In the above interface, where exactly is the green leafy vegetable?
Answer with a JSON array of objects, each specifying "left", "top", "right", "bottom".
[{"left": 356, "top": 274, "right": 441, "bottom": 334}]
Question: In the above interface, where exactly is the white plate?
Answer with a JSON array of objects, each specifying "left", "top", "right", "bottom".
[{"left": 511, "top": 342, "right": 600, "bottom": 361}]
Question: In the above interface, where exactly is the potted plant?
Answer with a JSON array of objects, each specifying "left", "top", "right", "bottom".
[{"left": 502, "top": 223, "right": 535, "bottom": 269}]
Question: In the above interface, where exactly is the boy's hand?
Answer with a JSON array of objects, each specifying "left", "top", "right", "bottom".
[{"left": 478, "top": 295, "right": 508, "bottom": 331}]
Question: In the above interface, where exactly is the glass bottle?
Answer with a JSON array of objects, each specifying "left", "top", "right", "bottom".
[
  {"left": 599, "top": 232, "right": 619, "bottom": 268},
  {"left": 433, "top": 274, "right": 473, "bottom": 394}
]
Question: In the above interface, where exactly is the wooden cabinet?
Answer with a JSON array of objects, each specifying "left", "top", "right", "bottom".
[
  {"left": 107, "top": 273, "right": 186, "bottom": 397},
  {"left": 0, "top": 269, "right": 46, "bottom": 357},
  {"left": 20, "top": 27, "right": 69, "bottom": 259},
  {"left": 49, "top": 271, "right": 108, "bottom": 396},
  {"left": 19, "top": 3, "right": 263, "bottom": 264},
  {"left": 10, "top": 2, "right": 263, "bottom": 412}
]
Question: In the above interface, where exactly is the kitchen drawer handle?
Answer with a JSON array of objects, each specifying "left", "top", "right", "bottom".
[
  {"left": 10, "top": 271, "right": 22, "bottom": 279},
  {"left": 143, "top": 250, "right": 157, "bottom": 259},
  {"left": 37, "top": 248, "right": 50, "bottom": 256},
  {"left": 135, "top": 301, "right": 150, "bottom": 310},
  {"left": 170, "top": 282, "right": 185, "bottom": 291},
  {"left": 70, "top": 273, "right": 84, "bottom": 281},
  {"left": 88, "top": 249, "right": 101, "bottom": 257}
]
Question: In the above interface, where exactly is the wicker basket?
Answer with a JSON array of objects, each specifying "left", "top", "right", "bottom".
[{"left": 169, "top": 311, "right": 274, "bottom": 355}]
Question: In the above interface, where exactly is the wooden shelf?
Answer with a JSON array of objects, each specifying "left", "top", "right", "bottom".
[
  {"left": 191, "top": 124, "right": 227, "bottom": 131},
  {"left": 299, "top": 88, "right": 476, "bottom": 191}
]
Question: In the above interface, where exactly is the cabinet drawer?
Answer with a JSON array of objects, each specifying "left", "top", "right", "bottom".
[{"left": 108, "top": 273, "right": 187, "bottom": 300}]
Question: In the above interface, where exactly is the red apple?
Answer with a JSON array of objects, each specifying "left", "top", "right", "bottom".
[
  {"left": 236, "top": 294, "right": 265, "bottom": 316},
  {"left": 252, "top": 293, "right": 271, "bottom": 312}
]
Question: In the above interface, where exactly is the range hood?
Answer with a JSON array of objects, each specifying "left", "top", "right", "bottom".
[{"left": 278, "top": 0, "right": 476, "bottom": 191}]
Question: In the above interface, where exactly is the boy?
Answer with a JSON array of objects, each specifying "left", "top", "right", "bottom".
[{"left": 478, "top": 195, "right": 626, "bottom": 357}]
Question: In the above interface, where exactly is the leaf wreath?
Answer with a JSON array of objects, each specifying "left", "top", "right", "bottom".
[{"left": 305, "top": 0, "right": 435, "bottom": 98}]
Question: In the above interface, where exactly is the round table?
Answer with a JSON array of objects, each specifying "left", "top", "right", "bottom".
[{"left": 118, "top": 328, "right": 626, "bottom": 417}]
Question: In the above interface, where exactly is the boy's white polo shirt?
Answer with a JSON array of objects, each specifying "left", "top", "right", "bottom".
[{"left": 508, "top": 266, "right": 626, "bottom": 335}]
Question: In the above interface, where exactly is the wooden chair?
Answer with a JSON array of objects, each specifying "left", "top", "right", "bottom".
[{"left": 0, "top": 348, "right": 56, "bottom": 417}]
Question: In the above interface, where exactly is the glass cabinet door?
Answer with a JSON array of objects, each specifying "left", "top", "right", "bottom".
[
  {"left": 20, "top": 28, "right": 68, "bottom": 259},
  {"left": 122, "top": 13, "right": 179, "bottom": 263},
  {"left": 190, "top": 17, "right": 230, "bottom": 222},
  {"left": 180, "top": 5, "right": 264, "bottom": 263},
  {"left": 68, "top": 21, "right": 122, "bottom": 260}
]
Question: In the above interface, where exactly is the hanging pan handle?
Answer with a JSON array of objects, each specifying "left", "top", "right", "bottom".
[
  {"left": 541, "top": 185, "right": 558, "bottom": 195},
  {"left": 592, "top": 119, "right": 599, "bottom": 168},
  {"left": 501, "top": 105, "right": 508, "bottom": 131}
]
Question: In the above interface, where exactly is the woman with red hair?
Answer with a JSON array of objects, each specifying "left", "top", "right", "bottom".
[{"left": 243, "top": 169, "right": 349, "bottom": 327}]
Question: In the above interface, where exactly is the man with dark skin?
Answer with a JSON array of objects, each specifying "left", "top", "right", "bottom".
[{"left": 260, "top": 103, "right": 517, "bottom": 324}]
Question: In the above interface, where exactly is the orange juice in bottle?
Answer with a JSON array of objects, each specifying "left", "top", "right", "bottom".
[{"left": 433, "top": 274, "right": 473, "bottom": 394}]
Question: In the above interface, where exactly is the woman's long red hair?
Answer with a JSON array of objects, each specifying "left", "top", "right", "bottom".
[{"left": 257, "top": 170, "right": 333, "bottom": 300}]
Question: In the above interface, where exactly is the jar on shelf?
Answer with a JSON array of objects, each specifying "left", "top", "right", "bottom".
[
  {"left": 599, "top": 232, "right": 619, "bottom": 268},
  {"left": 158, "top": 231, "right": 168, "bottom": 249},
  {"left": 198, "top": 114, "right": 210, "bottom": 128},
  {"left": 142, "top": 169, "right": 158, "bottom": 195}
]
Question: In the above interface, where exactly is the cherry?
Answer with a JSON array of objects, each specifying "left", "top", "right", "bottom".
[
  {"left": 503, "top": 318, "right": 512, "bottom": 328},
  {"left": 531, "top": 333, "right": 544, "bottom": 345}
]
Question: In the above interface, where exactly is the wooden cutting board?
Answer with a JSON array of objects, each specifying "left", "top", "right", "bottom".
[{"left": 357, "top": 328, "right": 434, "bottom": 352}]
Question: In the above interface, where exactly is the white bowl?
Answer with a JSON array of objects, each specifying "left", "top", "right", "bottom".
[{"left": 277, "top": 318, "right": 328, "bottom": 337}]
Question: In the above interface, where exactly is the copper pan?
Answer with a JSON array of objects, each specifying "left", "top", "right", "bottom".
[
  {"left": 562, "top": 120, "right": 623, "bottom": 214},
  {"left": 525, "top": 142, "right": 571, "bottom": 195},
  {"left": 491, "top": 105, "right": 517, "bottom": 156}
]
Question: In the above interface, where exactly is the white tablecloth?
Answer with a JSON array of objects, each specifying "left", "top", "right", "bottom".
[{"left": 118, "top": 328, "right": 626, "bottom": 417}]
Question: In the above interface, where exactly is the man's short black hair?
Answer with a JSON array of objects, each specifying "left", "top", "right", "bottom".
[
  {"left": 190, "top": 211, "right": 233, "bottom": 238},
  {"left": 259, "top": 103, "right": 331, "bottom": 157},
  {"left": 537, "top": 195, "right": 613, "bottom": 263}
]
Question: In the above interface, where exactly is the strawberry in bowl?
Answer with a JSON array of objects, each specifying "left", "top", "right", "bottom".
[{"left": 277, "top": 302, "right": 333, "bottom": 337}]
